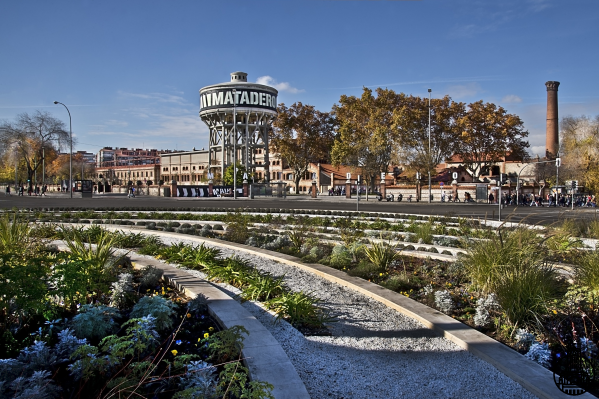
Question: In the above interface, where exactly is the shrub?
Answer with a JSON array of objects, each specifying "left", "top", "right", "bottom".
[
  {"left": 330, "top": 245, "right": 352, "bottom": 268},
  {"left": 130, "top": 296, "right": 177, "bottom": 332},
  {"left": 525, "top": 342, "right": 551, "bottom": 368},
  {"left": 574, "top": 250, "right": 599, "bottom": 290},
  {"left": 460, "top": 227, "right": 559, "bottom": 326},
  {"left": 434, "top": 290, "right": 454, "bottom": 313},
  {"left": 266, "top": 292, "right": 330, "bottom": 329},
  {"left": 243, "top": 273, "right": 285, "bottom": 302},
  {"left": 347, "top": 261, "right": 379, "bottom": 280},
  {"left": 363, "top": 239, "right": 401, "bottom": 272},
  {"left": 71, "top": 305, "right": 119, "bottom": 342},
  {"left": 187, "top": 293, "right": 209, "bottom": 314},
  {"left": 381, "top": 275, "right": 413, "bottom": 292},
  {"left": 202, "top": 325, "right": 248, "bottom": 364},
  {"left": 262, "top": 235, "right": 291, "bottom": 250},
  {"left": 514, "top": 328, "right": 535, "bottom": 351},
  {"left": 177, "top": 360, "right": 218, "bottom": 396},
  {"left": 109, "top": 273, "right": 134, "bottom": 309},
  {"left": 6, "top": 370, "right": 62, "bottom": 399},
  {"left": 139, "top": 265, "right": 162, "bottom": 288},
  {"left": 199, "top": 225, "right": 214, "bottom": 238}
]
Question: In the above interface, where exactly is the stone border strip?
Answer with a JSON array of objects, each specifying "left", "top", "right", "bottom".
[{"left": 54, "top": 239, "right": 310, "bottom": 399}]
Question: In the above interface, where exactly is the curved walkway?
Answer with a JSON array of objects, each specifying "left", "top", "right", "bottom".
[{"left": 99, "top": 225, "right": 591, "bottom": 399}]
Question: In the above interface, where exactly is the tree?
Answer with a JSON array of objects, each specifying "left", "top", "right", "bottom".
[
  {"left": 223, "top": 162, "right": 249, "bottom": 186},
  {"left": 47, "top": 151, "right": 88, "bottom": 183},
  {"left": 0, "top": 111, "right": 71, "bottom": 185},
  {"left": 393, "top": 95, "right": 465, "bottom": 177},
  {"left": 332, "top": 88, "right": 402, "bottom": 190},
  {"left": 454, "top": 101, "right": 529, "bottom": 179},
  {"left": 271, "top": 103, "right": 335, "bottom": 193},
  {"left": 559, "top": 115, "right": 599, "bottom": 193}
]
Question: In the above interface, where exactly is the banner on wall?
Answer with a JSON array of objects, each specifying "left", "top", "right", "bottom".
[{"left": 176, "top": 185, "right": 243, "bottom": 198}]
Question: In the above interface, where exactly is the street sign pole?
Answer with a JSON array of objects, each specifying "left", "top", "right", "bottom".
[{"left": 356, "top": 175, "right": 360, "bottom": 212}]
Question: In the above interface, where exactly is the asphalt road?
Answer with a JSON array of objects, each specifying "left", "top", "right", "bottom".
[{"left": 1, "top": 192, "right": 597, "bottom": 226}]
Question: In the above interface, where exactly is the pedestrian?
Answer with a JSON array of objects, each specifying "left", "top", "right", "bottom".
[
  {"left": 488, "top": 192, "right": 494, "bottom": 204},
  {"left": 5, "top": 185, "right": 10, "bottom": 196},
  {"left": 42, "top": 185, "right": 47, "bottom": 196}
]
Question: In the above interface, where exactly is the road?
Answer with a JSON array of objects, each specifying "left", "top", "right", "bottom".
[{"left": 1, "top": 192, "right": 596, "bottom": 226}]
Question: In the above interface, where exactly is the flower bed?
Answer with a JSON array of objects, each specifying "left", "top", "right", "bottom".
[{"left": 0, "top": 215, "right": 274, "bottom": 399}]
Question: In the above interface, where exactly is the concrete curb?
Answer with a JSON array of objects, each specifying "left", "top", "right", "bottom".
[{"left": 100, "top": 226, "right": 593, "bottom": 399}]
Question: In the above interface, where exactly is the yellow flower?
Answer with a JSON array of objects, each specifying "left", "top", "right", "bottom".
[
  {"left": 208, "top": 327, "right": 214, "bottom": 332},
  {"left": 76, "top": 291, "right": 79, "bottom": 295},
  {"left": 186, "top": 313, "right": 191, "bottom": 318},
  {"left": 156, "top": 255, "right": 162, "bottom": 259},
  {"left": 379, "top": 273, "right": 383, "bottom": 277},
  {"left": 553, "top": 310, "right": 557, "bottom": 314},
  {"left": 171, "top": 350, "right": 178, "bottom": 356},
  {"left": 204, "top": 333, "right": 209, "bottom": 338}
]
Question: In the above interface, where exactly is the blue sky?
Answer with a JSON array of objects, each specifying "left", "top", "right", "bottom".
[{"left": 1, "top": 0, "right": 597, "bottom": 157}]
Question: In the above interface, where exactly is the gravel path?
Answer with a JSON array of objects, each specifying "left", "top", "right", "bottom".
[{"left": 155, "top": 236, "right": 537, "bottom": 399}]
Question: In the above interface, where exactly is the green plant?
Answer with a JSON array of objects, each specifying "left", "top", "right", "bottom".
[
  {"left": 202, "top": 325, "right": 248, "bottom": 364},
  {"left": 266, "top": 291, "right": 330, "bottom": 328},
  {"left": 545, "top": 230, "right": 582, "bottom": 260},
  {"left": 139, "top": 265, "right": 163, "bottom": 288},
  {"left": 460, "top": 227, "right": 559, "bottom": 326},
  {"left": 414, "top": 221, "right": 434, "bottom": 244},
  {"left": 363, "top": 239, "right": 402, "bottom": 272},
  {"left": 70, "top": 304, "right": 119, "bottom": 342},
  {"left": 60, "top": 226, "right": 123, "bottom": 272},
  {"left": 0, "top": 251, "right": 51, "bottom": 317},
  {"left": 130, "top": 296, "right": 177, "bottom": 332},
  {"left": 52, "top": 252, "right": 112, "bottom": 308},
  {"left": 574, "top": 250, "right": 599, "bottom": 290},
  {"left": 179, "top": 243, "right": 221, "bottom": 269},
  {"left": 216, "top": 362, "right": 274, "bottom": 399},
  {"left": 224, "top": 212, "right": 251, "bottom": 244},
  {"left": 242, "top": 273, "right": 285, "bottom": 301},
  {"left": 0, "top": 212, "right": 35, "bottom": 253},
  {"left": 381, "top": 274, "right": 414, "bottom": 292},
  {"left": 329, "top": 245, "right": 352, "bottom": 268}
]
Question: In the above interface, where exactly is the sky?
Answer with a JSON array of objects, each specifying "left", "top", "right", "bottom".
[{"left": 1, "top": 0, "right": 598, "bottom": 158}]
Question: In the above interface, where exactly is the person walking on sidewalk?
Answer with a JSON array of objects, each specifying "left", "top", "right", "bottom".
[{"left": 5, "top": 185, "right": 10, "bottom": 196}]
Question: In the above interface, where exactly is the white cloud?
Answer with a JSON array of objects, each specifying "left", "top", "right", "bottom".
[
  {"left": 531, "top": 145, "right": 546, "bottom": 158},
  {"left": 502, "top": 94, "right": 523, "bottom": 104},
  {"left": 256, "top": 76, "right": 304, "bottom": 94},
  {"left": 117, "top": 91, "right": 187, "bottom": 105},
  {"left": 446, "top": 82, "right": 482, "bottom": 99},
  {"left": 528, "top": 0, "right": 552, "bottom": 12}
]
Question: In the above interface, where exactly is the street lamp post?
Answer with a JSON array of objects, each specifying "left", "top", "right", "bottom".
[
  {"left": 53, "top": 101, "right": 72, "bottom": 198},
  {"left": 428, "top": 88, "right": 432, "bottom": 203},
  {"left": 233, "top": 89, "right": 237, "bottom": 199}
]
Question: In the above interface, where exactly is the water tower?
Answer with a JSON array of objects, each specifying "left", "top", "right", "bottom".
[{"left": 199, "top": 72, "right": 278, "bottom": 181}]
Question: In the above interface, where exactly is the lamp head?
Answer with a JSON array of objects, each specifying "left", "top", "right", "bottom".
[
  {"left": 428, "top": 89, "right": 432, "bottom": 93},
  {"left": 53, "top": 101, "right": 58, "bottom": 104}
]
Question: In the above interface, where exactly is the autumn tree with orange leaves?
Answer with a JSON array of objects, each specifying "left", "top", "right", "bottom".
[
  {"left": 455, "top": 101, "right": 529, "bottom": 179},
  {"left": 0, "top": 111, "right": 71, "bottom": 185},
  {"left": 271, "top": 102, "right": 335, "bottom": 193}
]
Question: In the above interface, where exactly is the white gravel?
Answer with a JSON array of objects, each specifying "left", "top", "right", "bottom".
[{"left": 153, "top": 235, "right": 538, "bottom": 399}]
